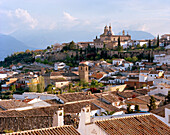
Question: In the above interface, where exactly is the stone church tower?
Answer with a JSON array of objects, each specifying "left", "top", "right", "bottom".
[{"left": 79, "top": 63, "right": 89, "bottom": 82}]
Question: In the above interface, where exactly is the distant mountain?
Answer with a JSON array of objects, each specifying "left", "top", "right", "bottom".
[
  {"left": 11, "top": 29, "right": 155, "bottom": 50},
  {"left": 0, "top": 34, "right": 35, "bottom": 61},
  {"left": 10, "top": 29, "right": 98, "bottom": 48},
  {"left": 118, "top": 30, "right": 155, "bottom": 40}
]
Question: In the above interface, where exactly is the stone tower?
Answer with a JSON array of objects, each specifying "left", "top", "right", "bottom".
[
  {"left": 79, "top": 63, "right": 89, "bottom": 82},
  {"left": 104, "top": 25, "right": 108, "bottom": 35}
]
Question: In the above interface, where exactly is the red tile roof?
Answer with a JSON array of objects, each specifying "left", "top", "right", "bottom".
[
  {"left": 4, "top": 125, "right": 80, "bottom": 135},
  {"left": 95, "top": 114, "right": 170, "bottom": 135}
]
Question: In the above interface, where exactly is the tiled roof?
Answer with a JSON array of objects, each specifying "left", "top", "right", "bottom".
[
  {"left": 0, "top": 106, "right": 62, "bottom": 117},
  {"left": 57, "top": 92, "right": 95, "bottom": 103},
  {"left": 50, "top": 72, "right": 63, "bottom": 76},
  {"left": 126, "top": 97, "right": 148, "bottom": 105},
  {"left": 136, "top": 95, "right": 160, "bottom": 103},
  {"left": 91, "top": 99, "right": 120, "bottom": 112},
  {"left": 118, "top": 91, "right": 141, "bottom": 99},
  {"left": 151, "top": 103, "right": 170, "bottom": 117},
  {"left": 135, "top": 89, "right": 150, "bottom": 95},
  {"left": 64, "top": 101, "right": 100, "bottom": 113},
  {"left": 0, "top": 100, "right": 31, "bottom": 110},
  {"left": 3, "top": 125, "right": 80, "bottom": 135},
  {"left": 140, "top": 70, "right": 150, "bottom": 73},
  {"left": 90, "top": 72, "right": 105, "bottom": 79},
  {"left": 44, "top": 99, "right": 62, "bottom": 105},
  {"left": 150, "top": 70, "right": 160, "bottom": 74},
  {"left": 94, "top": 93, "right": 119, "bottom": 103},
  {"left": 95, "top": 114, "right": 170, "bottom": 135}
]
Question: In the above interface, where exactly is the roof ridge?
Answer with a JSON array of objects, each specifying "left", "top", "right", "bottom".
[{"left": 95, "top": 113, "right": 151, "bottom": 123}]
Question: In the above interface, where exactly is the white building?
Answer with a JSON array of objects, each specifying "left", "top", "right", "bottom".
[
  {"left": 112, "top": 59, "right": 125, "bottom": 66},
  {"left": 148, "top": 83, "right": 170, "bottom": 96},
  {"left": 153, "top": 54, "right": 170, "bottom": 65},
  {"left": 77, "top": 105, "right": 169, "bottom": 135},
  {"left": 54, "top": 62, "right": 66, "bottom": 70}
]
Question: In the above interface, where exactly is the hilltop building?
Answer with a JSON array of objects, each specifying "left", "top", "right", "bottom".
[{"left": 94, "top": 25, "right": 131, "bottom": 49}]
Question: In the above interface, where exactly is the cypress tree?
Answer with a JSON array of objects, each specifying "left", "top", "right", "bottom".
[
  {"left": 147, "top": 96, "right": 156, "bottom": 111},
  {"left": 148, "top": 40, "right": 151, "bottom": 48},
  {"left": 37, "top": 76, "right": 45, "bottom": 93},
  {"left": 157, "top": 35, "right": 159, "bottom": 47}
]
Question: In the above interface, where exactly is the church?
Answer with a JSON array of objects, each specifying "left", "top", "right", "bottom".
[{"left": 94, "top": 25, "right": 131, "bottom": 49}]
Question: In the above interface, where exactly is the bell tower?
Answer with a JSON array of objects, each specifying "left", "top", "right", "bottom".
[
  {"left": 104, "top": 25, "right": 108, "bottom": 35},
  {"left": 79, "top": 63, "right": 89, "bottom": 82}
]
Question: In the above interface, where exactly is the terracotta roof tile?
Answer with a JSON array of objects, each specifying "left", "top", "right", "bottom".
[
  {"left": 0, "top": 100, "right": 31, "bottom": 110},
  {"left": 151, "top": 103, "right": 170, "bottom": 117},
  {"left": 4, "top": 125, "right": 80, "bottom": 135},
  {"left": 95, "top": 114, "right": 170, "bottom": 135},
  {"left": 57, "top": 92, "right": 95, "bottom": 103}
]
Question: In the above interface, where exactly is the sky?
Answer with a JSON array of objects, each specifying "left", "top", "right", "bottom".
[{"left": 0, "top": 0, "right": 170, "bottom": 36}]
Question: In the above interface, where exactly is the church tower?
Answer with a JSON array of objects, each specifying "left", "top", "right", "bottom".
[
  {"left": 122, "top": 30, "right": 125, "bottom": 35},
  {"left": 108, "top": 24, "right": 113, "bottom": 35},
  {"left": 104, "top": 25, "right": 108, "bottom": 35},
  {"left": 79, "top": 62, "right": 89, "bottom": 82}
]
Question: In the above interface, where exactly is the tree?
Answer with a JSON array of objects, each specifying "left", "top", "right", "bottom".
[
  {"left": 46, "top": 84, "right": 55, "bottom": 94},
  {"left": 37, "top": 76, "right": 45, "bottom": 93},
  {"left": 69, "top": 41, "right": 76, "bottom": 50},
  {"left": 147, "top": 96, "right": 156, "bottom": 111},
  {"left": 125, "top": 57, "right": 132, "bottom": 62},
  {"left": 9, "top": 85, "right": 16, "bottom": 92},
  {"left": 25, "top": 49, "right": 31, "bottom": 53},
  {"left": 132, "top": 56, "right": 138, "bottom": 63},
  {"left": 136, "top": 44, "right": 141, "bottom": 49},
  {"left": 29, "top": 79, "right": 38, "bottom": 92},
  {"left": 127, "top": 104, "right": 132, "bottom": 114},
  {"left": 135, "top": 105, "right": 140, "bottom": 112},
  {"left": 157, "top": 35, "right": 159, "bottom": 47},
  {"left": 47, "top": 46, "right": 51, "bottom": 49},
  {"left": 148, "top": 40, "right": 151, "bottom": 48},
  {"left": 165, "top": 91, "right": 170, "bottom": 103},
  {"left": 117, "top": 37, "right": 123, "bottom": 51},
  {"left": 118, "top": 37, "right": 120, "bottom": 47},
  {"left": 143, "top": 44, "right": 147, "bottom": 49},
  {"left": 68, "top": 83, "right": 73, "bottom": 92}
]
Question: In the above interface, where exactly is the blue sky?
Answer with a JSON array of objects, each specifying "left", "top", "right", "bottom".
[{"left": 0, "top": 0, "right": 170, "bottom": 36}]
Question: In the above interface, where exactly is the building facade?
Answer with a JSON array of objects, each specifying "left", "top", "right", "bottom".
[{"left": 94, "top": 25, "right": 131, "bottom": 49}]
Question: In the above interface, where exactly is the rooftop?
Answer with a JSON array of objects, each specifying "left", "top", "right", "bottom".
[
  {"left": 57, "top": 92, "right": 95, "bottom": 103},
  {"left": 0, "top": 100, "right": 30, "bottom": 110},
  {"left": 151, "top": 103, "right": 170, "bottom": 117},
  {"left": 95, "top": 114, "right": 170, "bottom": 135},
  {"left": 3, "top": 125, "right": 80, "bottom": 135}
]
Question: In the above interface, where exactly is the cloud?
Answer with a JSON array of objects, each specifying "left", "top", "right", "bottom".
[
  {"left": 63, "top": 12, "right": 77, "bottom": 21},
  {"left": 14, "top": 8, "right": 38, "bottom": 29},
  {"left": 0, "top": 8, "right": 38, "bottom": 34}
]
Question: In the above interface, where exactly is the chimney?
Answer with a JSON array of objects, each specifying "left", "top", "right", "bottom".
[
  {"left": 52, "top": 107, "right": 64, "bottom": 127},
  {"left": 78, "top": 105, "right": 91, "bottom": 135}
]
